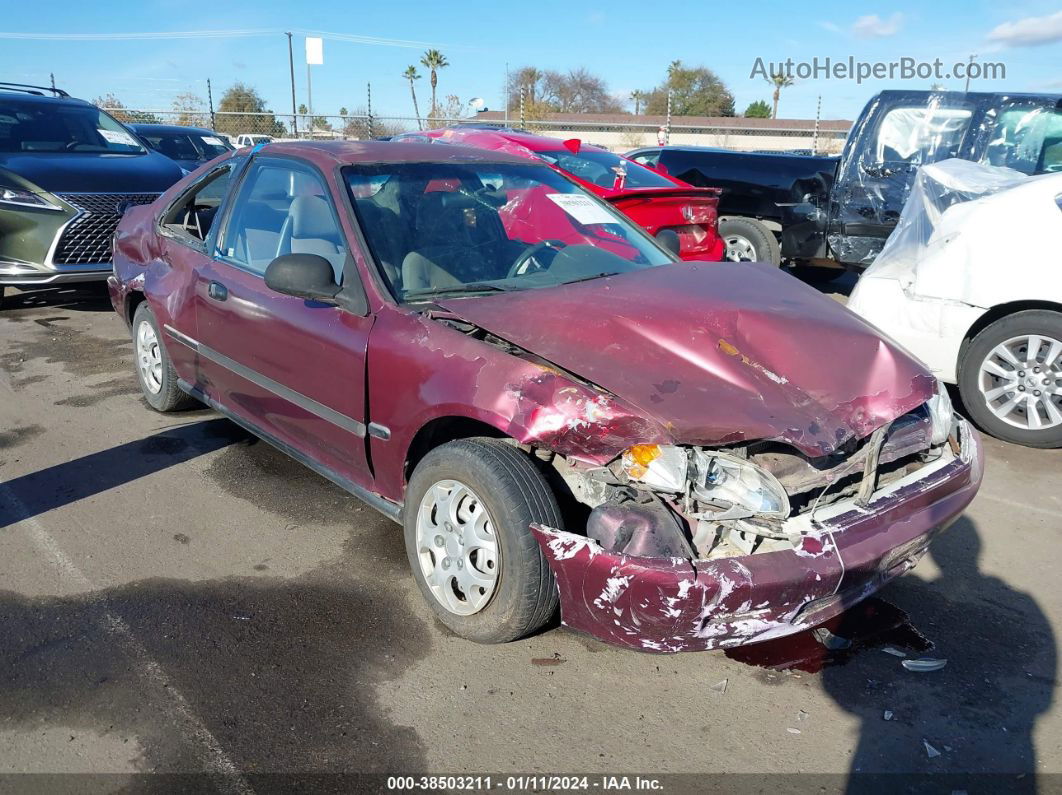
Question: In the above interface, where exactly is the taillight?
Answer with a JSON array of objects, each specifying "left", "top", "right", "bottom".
[{"left": 682, "top": 204, "right": 717, "bottom": 226}]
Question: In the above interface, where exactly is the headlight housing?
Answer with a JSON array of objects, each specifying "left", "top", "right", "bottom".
[
  {"left": 0, "top": 187, "right": 62, "bottom": 211},
  {"left": 689, "top": 450, "right": 790, "bottom": 520},
  {"left": 926, "top": 379, "right": 954, "bottom": 446},
  {"left": 620, "top": 444, "right": 790, "bottom": 521}
]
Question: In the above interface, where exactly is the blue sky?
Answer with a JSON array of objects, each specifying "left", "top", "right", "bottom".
[{"left": 1, "top": 0, "right": 1060, "bottom": 121}]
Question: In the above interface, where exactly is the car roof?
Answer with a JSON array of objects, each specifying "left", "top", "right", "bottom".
[
  {"left": 130, "top": 124, "right": 221, "bottom": 136},
  {"left": 249, "top": 140, "right": 534, "bottom": 167},
  {"left": 0, "top": 89, "right": 94, "bottom": 109}
]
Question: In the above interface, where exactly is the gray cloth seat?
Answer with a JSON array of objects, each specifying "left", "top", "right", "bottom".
[
  {"left": 401, "top": 250, "right": 464, "bottom": 291},
  {"left": 285, "top": 195, "right": 346, "bottom": 281}
]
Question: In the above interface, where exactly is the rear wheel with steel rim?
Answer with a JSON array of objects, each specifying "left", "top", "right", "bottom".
[
  {"left": 131, "top": 302, "right": 196, "bottom": 413},
  {"left": 718, "top": 217, "right": 780, "bottom": 265},
  {"left": 959, "top": 310, "right": 1062, "bottom": 448},
  {"left": 403, "top": 438, "right": 562, "bottom": 643}
]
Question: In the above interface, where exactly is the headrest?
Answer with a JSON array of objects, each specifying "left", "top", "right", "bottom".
[{"left": 289, "top": 195, "right": 336, "bottom": 239}]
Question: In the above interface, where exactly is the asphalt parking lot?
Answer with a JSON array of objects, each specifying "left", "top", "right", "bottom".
[{"left": 1, "top": 281, "right": 1061, "bottom": 790}]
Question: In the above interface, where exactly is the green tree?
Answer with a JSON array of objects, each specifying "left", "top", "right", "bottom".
[
  {"left": 630, "top": 89, "right": 647, "bottom": 115},
  {"left": 419, "top": 49, "right": 449, "bottom": 118},
  {"left": 766, "top": 72, "right": 794, "bottom": 119},
  {"left": 403, "top": 65, "right": 423, "bottom": 129},
  {"left": 339, "top": 107, "right": 348, "bottom": 116},
  {"left": 216, "top": 82, "right": 284, "bottom": 136},
  {"left": 744, "top": 99, "right": 771, "bottom": 118},
  {"left": 298, "top": 103, "right": 308, "bottom": 115},
  {"left": 644, "top": 61, "right": 735, "bottom": 117}
]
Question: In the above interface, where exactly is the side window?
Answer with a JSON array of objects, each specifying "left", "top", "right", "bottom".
[
  {"left": 873, "top": 106, "right": 973, "bottom": 165},
  {"left": 630, "top": 152, "right": 660, "bottom": 168},
  {"left": 983, "top": 106, "right": 1062, "bottom": 175},
  {"left": 219, "top": 160, "right": 347, "bottom": 281},
  {"left": 159, "top": 166, "right": 234, "bottom": 248}
]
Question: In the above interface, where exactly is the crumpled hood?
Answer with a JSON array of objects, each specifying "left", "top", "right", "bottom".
[
  {"left": 0, "top": 151, "right": 183, "bottom": 194},
  {"left": 439, "top": 262, "right": 935, "bottom": 457}
]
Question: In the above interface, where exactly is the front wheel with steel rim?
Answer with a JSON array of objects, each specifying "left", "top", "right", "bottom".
[
  {"left": 131, "top": 302, "right": 196, "bottom": 413},
  {"left": 959, "top": 309, "right": 1062, "bottom": 448},
  {"left": 403, "top": 438, "right": 563, "bottom": 643}
]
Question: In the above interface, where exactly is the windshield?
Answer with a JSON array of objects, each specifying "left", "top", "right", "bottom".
[
  {"left": 0, "top": 99, "right": 146, "bottom": 154},
  {"left": 137, "top": 129, "right": 232, "bottom": 162},
  {"left": 345, "top": 162, "right": 674, "bottom": 301},
  {"left": 536, "top": 148, "right": 674, "bottom": 189}
]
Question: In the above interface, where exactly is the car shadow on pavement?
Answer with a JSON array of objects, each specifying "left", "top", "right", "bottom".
[
  {"left": 822, "top": 517, "right": 1055, "bottom": 792},
  {"left": 0, "top": 419, "right": 244, "bottom": 527},
  {"left": 2, "top": 284, "right": 114, "bottom": 313},
  {"left": 0, "top": 569, "right": 431, "bottom": 780}
]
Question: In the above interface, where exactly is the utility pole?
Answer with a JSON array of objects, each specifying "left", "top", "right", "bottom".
[
  {"left": 504, "top": 62, "right": 509, "bottom": 125},
  {"left": 49, "top": 72, "right": 55, "bottom": 90},
  {"left": 519, "top": 86, "right": 525, "bottom": 129},
  {"left": 367, "top": 83, "right": 374, "bottom": 140},
  {"left": 811, "top": 94, "right": 821, "bottom": 155},
  {"left": 207, "top": 78, "right": 215, "bottom": 130},
  {"left": 286, "top": 32, "right": 298, "bottom": 138},
  {"left": 665, "top": 89, "right": 673, "bottom": 145},
  {"left": 964, "top": 54, "right": 977, "bottom": 93}
]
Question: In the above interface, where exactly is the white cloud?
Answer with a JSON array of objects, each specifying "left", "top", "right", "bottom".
[
  {"left": 851, "top": 13, "right": 905, "bottom": 38},
  {"left": 987, "top": 10, "right": 1062, "bottom": 47},
  {"left": 818, "top": 21, "right": 843, "bottom": 34}
]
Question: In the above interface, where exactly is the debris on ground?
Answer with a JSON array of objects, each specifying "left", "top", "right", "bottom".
[
  {"left": 812, "top": 627, "right": 852, "bottom": 650},
  {"left": 882, "top": 646, "right": 908, "bottom": 657},
  {"left": 531, "top": 653, "right": 567, "bottom": 666},
  {"left": 902, "top": 658, "right": 948, "bottom": 672},
  {"left": 787, "top": 728, "right": 801, "bottom": 734},
  {"left": 710, "top": 679, "right": 728, "bottom": 695},
  {"left": 797, "top": 710, "right": 809, "bottom": 722},
  {"left": 883, "top": 710, "right": 894, "bottom": 721},
  {"left": 923, "top": 739, "right": 941, "bottom": 758}
]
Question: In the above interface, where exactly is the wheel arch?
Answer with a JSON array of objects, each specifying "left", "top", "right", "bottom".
[
  {"left": 958, "top": 300, "right": 1062, "bottom": 377},
  {"left": 403, "top": 415, "right": 510, "bottom": 485},
  {"left": 125, "top": 289, "right": 148, "bottom": 327}
]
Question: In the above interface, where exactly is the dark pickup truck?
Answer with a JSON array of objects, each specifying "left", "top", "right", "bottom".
[{"left": 628, "top": 90, "right": 1062, "bottom": 270}]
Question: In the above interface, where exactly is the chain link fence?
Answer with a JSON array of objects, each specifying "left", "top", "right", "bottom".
[{"left": 104, "top": 109, "right": 849, "bottom": 154}]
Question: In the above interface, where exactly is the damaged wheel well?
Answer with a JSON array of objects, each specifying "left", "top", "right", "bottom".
[
  {"left": 125, "top": 290, "right": 147, "bottom": 328},
  {"left": 404, "top": 416, "right": 508, "bottom": 484},
  {"left": 960, "top": 300, "right": 1062, "bottom": 368}
]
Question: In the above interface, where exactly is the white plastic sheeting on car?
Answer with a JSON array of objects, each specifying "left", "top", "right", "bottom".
[{"left": 849, "top": 158, "right": 1062, "bottom": 381}]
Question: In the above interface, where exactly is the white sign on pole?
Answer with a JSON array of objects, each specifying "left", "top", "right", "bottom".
[{"left": 305, "top": 37, "right": 323, "bottom": 65}]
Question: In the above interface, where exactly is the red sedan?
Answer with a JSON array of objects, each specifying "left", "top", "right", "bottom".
[
  {"left": 396, "top": 127, "right": 725, "bottom": 262},
  {"left": 108, "top": 141, "right": 982, "bottom": 652}
]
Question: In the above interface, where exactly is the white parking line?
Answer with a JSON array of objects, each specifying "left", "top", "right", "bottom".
[
  {"left": 976, "top": 492, "right": 1060, "bottom": 520},
  {"left": 0, "top": 482, "right": 254, "bottom": 794}
]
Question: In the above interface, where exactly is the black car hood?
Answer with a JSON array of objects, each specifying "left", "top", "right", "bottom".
[{"left": 0, "top": 151, "right": 184, "bottom": 194}]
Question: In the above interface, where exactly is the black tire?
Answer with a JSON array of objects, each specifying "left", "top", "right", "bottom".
[
  {"left": 131, "top": 302, "right": 196, "bottom": 412},
  {"left": 719, "top": 217, "right": 781, "bottom": 265},
  {"left": 403, "top": 438, "right": 562, "bottom": 643},
  {"left": 958, "top": 310, "right": 1062, "bottom": 449}
]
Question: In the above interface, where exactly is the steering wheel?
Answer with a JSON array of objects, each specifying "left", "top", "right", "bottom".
[{"left": 507, "top": 240, "right": 568, "bottom": 278}]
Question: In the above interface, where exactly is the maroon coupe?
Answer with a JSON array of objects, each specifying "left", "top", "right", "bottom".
[{"left": 109, "top": 141, "right": 983, "bottom": 652}]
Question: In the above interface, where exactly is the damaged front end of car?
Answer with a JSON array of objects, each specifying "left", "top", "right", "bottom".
[{"left": 526, "top": 384, "right": 983, "bottom": 653}]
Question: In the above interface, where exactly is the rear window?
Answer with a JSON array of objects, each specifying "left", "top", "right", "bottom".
[
  {"left": 0, "top": 99, "right": 145, "bottom": 154},
  {"left": 536, "top": 148, "right": 674, "bottom": 189}
]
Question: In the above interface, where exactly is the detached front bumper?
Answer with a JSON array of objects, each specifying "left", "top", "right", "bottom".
[{"left": 532, "top": 418, "right": 984, "bottom": 653}]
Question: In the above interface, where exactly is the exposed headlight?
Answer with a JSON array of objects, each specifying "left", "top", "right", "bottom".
[
  {"left": 0, "top": 187, "right": 62, "bottom": 211},
  {"left": 621, "top": 444, "right": 688, "bottom": 492},
  {"left": 926, "top": 379, "right": 954, "bottom": 446},
  {"left": 690, "top": 450, "right": 790, "bottom": 520}
]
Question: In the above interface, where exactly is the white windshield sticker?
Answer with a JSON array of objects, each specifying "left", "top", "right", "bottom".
[
  {"left": 99, "top": 128, "right": 137, "bottom": 146},
  {"left": 202, "top": 136, "right": 225, "bottom": 146},
  {"left": 545, "top": 193, "right": 616, "bottom": 225}
]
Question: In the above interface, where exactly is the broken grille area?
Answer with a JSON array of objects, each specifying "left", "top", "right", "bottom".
[{"left": 53, "top": 193, "right": 159, "bottom": 265}]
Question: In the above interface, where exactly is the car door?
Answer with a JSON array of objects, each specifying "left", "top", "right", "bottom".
[
  {"left": 195, "top": 155, "right": 373, "bottom": 488},
  {"left": 828, "top": 93, "right": 978, "bottom": 266}
]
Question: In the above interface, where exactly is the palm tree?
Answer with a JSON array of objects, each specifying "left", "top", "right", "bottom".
[
  {"left": 630, "top": 89, "right": 646, "bottom": 115},
  {"left": 766, "top": 72, "right": 794, "bottom": 119},
  {"left": 419, "top": 49, "right": 449, "bottom": 119},
  {"left": 403, "top": 65, "right": 423, "bottom": 129}
]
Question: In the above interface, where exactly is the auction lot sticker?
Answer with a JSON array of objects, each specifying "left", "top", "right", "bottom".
[{"left": 546, "top": 193, "right": 616, "bottom": 225}]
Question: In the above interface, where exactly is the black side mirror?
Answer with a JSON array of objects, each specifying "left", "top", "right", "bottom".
[
  {"left": 655, "top": 228, "right": 681, "bottom": 256},
  {"left": 264, "top": 254, "right": 340, "bottom": 301}
]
